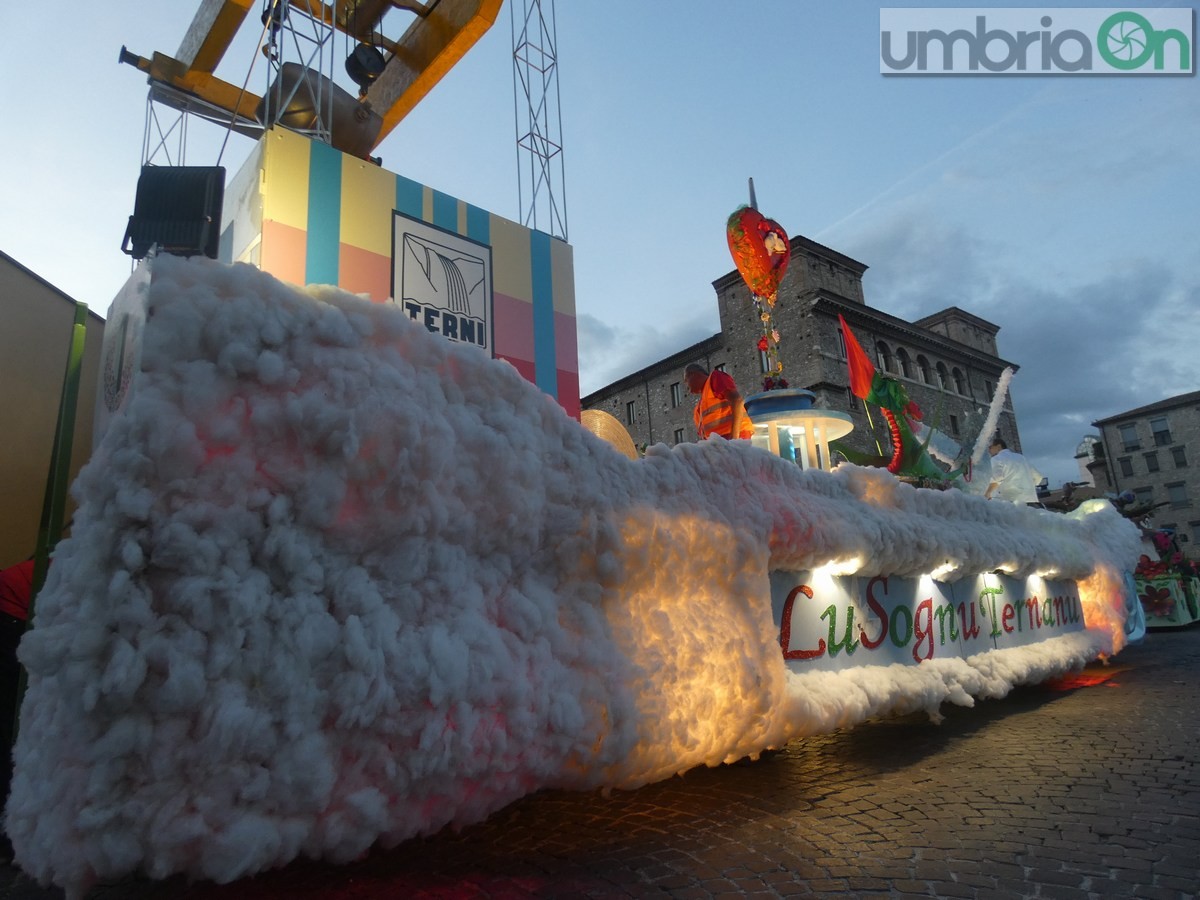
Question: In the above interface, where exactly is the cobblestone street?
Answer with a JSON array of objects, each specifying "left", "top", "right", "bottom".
[{"left": 4, "top": 627, "right": 1198, "bottom": 899}]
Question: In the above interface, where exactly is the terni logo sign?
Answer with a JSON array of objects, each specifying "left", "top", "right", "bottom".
[
  {"left": 880, "top": 8, "right": 1193, "bottom": 74},
  {"left": 392, "top": 212, "right": 494, "bottom": 354}
]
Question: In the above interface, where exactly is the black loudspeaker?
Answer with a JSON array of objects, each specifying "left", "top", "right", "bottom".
[{"left": 121, "top": 165, "right": 226, "bottom": 260}]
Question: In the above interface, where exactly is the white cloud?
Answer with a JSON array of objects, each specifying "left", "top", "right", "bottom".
[{"left": 577, "top": 312, "right": 717, "bottom": 397}]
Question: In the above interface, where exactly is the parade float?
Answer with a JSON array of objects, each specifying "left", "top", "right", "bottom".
[
  {"left": 6, "top": 252, "right": 1144, "bottom": 898},
  {"left": 3, "top": 0, "right": 1144, "bottom": 885},
  {"left": 1134, "top": 529, "right": 1200, "bottom": 627}
]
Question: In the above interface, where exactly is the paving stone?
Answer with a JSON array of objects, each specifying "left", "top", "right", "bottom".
[
  {"left": 1122, "top": 887, "right": 1180, "bottom": 900},
  {"left": 1155, "top": 874, "right": 1200, "bottom": 893},
  {"left": 924, "top": 879, "right": 976, "bottom": 898}
]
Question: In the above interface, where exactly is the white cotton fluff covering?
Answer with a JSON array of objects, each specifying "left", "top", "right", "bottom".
[{"left": 6, "top": 257, "right": 1142, "bottom": 897}]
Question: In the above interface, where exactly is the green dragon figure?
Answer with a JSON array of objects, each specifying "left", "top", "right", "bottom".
[
  {"left": 829, "top": 314, "right": 1011, "bottom": 488},
  {"left": 831, "top": 371, "right": 954, "bottom": 481}
]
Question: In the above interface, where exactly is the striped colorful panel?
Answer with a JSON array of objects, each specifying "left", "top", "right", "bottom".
[
  {"left": 305, "top": 141, "right": 342, "bottom": 286},
  {"left": 339, "top": 156, "right": 396, "bottom": 257},
  {"left": 338, "top": 244, "right": 390, "bottom": 302},
  {"left": 257, "top": 128, "right": 578, "bottom": 414},
  {"left": 259, "top": 221, "right": 307, "bottom": 288}
]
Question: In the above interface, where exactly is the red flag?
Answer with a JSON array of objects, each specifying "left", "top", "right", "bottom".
[{"left": 838, "top": 314, "right": 876, "bottom": 399}]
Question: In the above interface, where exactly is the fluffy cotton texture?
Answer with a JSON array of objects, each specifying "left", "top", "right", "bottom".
[{"left": 6, "top": 257, "right": 1142, "bottom": 898}]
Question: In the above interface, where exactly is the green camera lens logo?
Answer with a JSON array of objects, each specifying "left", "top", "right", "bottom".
[{"left": 1098, "top": 11, "right": 1189, "bottom": 70}]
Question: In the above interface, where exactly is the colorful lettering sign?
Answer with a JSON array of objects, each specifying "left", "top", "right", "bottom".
[{"left": 771, "top": 570, "right": 1085, "bottom": 672}]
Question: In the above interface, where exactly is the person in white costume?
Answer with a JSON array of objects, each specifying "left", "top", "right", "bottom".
[{"left": 985, "top": 437, "right": 1044, "bottom": 505}]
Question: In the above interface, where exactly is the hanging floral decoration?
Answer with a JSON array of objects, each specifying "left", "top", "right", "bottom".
[{"left": 727, "top": 205, "right": 790, "bottom": 391}]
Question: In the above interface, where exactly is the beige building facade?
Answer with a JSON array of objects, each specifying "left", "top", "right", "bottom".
[
  {"left": 0, "top": 252, "right": 105, "bottom": 568},
  {"left": 1093, "top": 391, "right": 1200, "bottom": 551}
]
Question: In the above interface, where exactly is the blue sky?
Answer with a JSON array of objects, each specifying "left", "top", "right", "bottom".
[{"left": 1, "top": 1, "right": 1197, "bottom": 489}]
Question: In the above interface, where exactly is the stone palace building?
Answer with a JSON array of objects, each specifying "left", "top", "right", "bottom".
[{"left": 582, "top": 233, "right": 1022, "bottom": 462}]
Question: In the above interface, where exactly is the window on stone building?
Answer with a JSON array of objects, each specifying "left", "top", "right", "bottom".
[
  {"left": 714, "top": 363, "right": 726, "bottom": 373},
  {"left": 1173, "top": 446, "right": 1187, "bottom": 468},
  {"left": 846, "top": 386, "right": 858, "bottom": 410},
  {"left": 984, "top": 380, "right": 993, "bottom": 400},
  {"left": 1119, "top": 457, "right": 1134, "bottom": 477},
  {"left": 935, "top": 362, "right": 949, "bottom": 390},
  {"left": 876, "top": 341, "right": 893, "bottom": 373},
  {"left": 837, "top": 328, "right": 847, "bottom": 360},
  {"left": 673, "top": 428, "right": 685, "bottom": 445},
  {"left": 1168, "top": 482, "right": 1189, "bottom": 509},
  {"left": 1119, "top": 423, "right": 1140, "bottom": 451},
  {"left": 1151, "top": 416, "right": 1172, "bottom": 446},
  {"left": 949, "top": 414, "right": 960, "bottom": 436},
  {"left": 1191, "top": 520, "right": 1200, "bottom": 546},
  {"left": 916, "top": 355, "right": 931, "bottom": 384},
  {"left": 1144, "top": 452, "right": 1160, "bottom": 473},
  {"left": 952, "top": 367, "right": 966, "bottom": 394},
  {"left": 759, "top": 349, "right": 770, "bottom": 373},
  {"left": 670, "top": 382, "right": 682, "bottom": 408},
  {"left": 625, "top": 400, "right": 636, "bottom": 426},
  {"left": 1134, "top": 486, "right": 1154, "bottom": 507},
  {"left": 896, "top": 348, "right": 912, "bottom": 378}
]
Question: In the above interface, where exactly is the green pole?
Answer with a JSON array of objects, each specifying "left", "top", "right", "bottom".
[{"left": 13, "top": 302, "right": 88, "bottom": 740}]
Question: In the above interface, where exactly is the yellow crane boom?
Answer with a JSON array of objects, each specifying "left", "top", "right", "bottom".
[{"left": 120, "top": 0, "right": 502, "bottom": 155}]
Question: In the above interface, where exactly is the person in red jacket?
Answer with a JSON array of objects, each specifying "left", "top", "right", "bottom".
[
  {"left": 0, "top": 558, "right": 32, "bottom": 622},
  {"left": 0, "top": 556, "right": 33, "bottom": 858},
  {"left": 685, "top": 363, "right": 753, "bottom": 441}
]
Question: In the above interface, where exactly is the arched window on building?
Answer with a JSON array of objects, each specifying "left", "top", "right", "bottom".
[
  {"left": 952, "top": 367, "right": 966, "bottom": 395},
  {"left": 936, "top": 362, "right": 949, "bottom": 390},
  {"left": 896, "top": 347, "right": 912, "bottom": 379},
  {"left": 916, "top": 354, "right": 931, "bottom": 384},
  {"left": 876, "top": 340, "right": 893, "bottom": 374}
]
